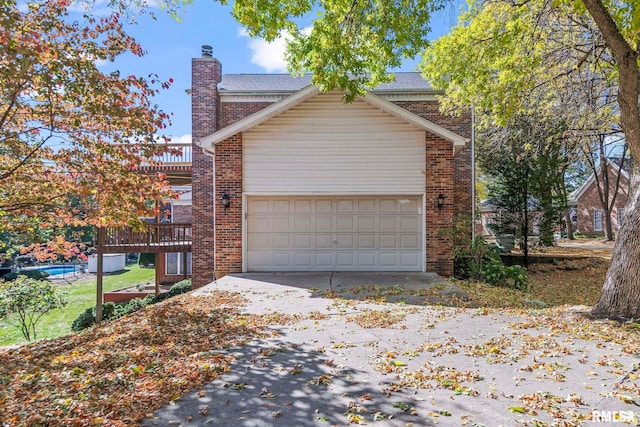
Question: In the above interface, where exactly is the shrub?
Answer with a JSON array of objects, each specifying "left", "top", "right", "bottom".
[
  {"left": 71, "top": 307, "right": 96, "bottom": 331},
  {"left": 138, "top": 253, "right": 155, "bottom": 267},
  {"left": 71, "top": 280, "right": 192, "bottom": 331},
  {"left": 3, "top": 270, "right": 50, "bottom": 281},
  {"left": 453, "top": 232, "right": 529, "bottom": 292},
  {"left": 0, "top": 277, "right": 67, "bottom": 340}
]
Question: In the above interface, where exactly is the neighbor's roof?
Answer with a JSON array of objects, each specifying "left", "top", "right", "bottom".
[{"left": 218, "top": 72, "right": 435, "bottom": 93}]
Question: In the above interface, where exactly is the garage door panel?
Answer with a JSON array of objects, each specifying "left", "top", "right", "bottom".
[
  {"left": 358, "top": 234, "right": 376, "bottom": 249},
  {"left": 294, "top": 199, "right": 312, "bottom": 213},
  {"left": 337, "top": 216, "right": 355, "bottom": 231},
  {"left": 379, "top": 234, "right": 397, "bottom": 249},
  {"left": 294, "top": 216, "right": 313, "bottom": 231},
  {"left": 315, "top": 216, "right": 332, "bottom": 232},
  {"left": 250, "top": 200, "right": 270, "bottom": 213},
  {"left": 337, "top": 200, "right": 354, "bottom": 213},
  {"left": 401, "top": 234, "right": 420, "bottom": 249},
  {"left": 400, "top": 198, "right": 420, "bottom": 213},
  {"left": 293, "top": 252, "right": 313, "bottom": 268},
  {"left": 336, "top": 234, "right": 354, "bottom": 249},
  {"left": 401, "top": 216, "right": 419, "bottom": 231},
  {"left": 294, "top": 234, "right": 313, "bottom": 249},
  {"left": 336, "top": 252, "right": 355, "bottom": 268},
  {"left": 358, "top": 199, "right": 375, "bottom": 213},
  {"left": 247, "top": 196, "right": 422, "bottom": 271},
  {"left": 273, "top": 234, "right": 291, "bottom": 249},
  {"left": 273, "top": 200, "right": 291, "bottom": 213},
  {"left": 379, "top": 253, "right": 398, "bottom": 266},
  {"left": 273, "top": 217, "right": 291, "bottom": 232},
  {"left": 380, "top": 199, "right": 398, "bottom": 213},
  {"left": 358, "top": 216, "right": 375, "bottom": 230},
  {"left": 316, "top": 252, "right": 334, "bottom": 267},
  {"left": 250, "top": 234, "right": 273, "bottom": 251},
  {"left": 400, "top": 253, "right": 420, "bottom": 267},
  {"left": 316, "top": 199, "right": 333, "bottom": 213},
  {"left": 315, "top": 234, "right": 333, "bottom": 249},
  {"left": 358, "top": 252, "right": 376, "bottom": 267}
]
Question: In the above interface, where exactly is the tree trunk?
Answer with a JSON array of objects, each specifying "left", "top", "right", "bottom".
[
  {"left": 564, "top": 208, "right": 575, "bottom": 240},
  {"left": 582, "top": 0, "right": 640, "bottom": 319},
  {"left": 603, "top": 207, "right": 614, "bottom": 241},
  {"left": 592, "top": 175, "right": 640, "bottom": 318}
]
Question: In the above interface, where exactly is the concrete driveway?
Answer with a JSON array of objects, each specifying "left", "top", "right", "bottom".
[{"left": 144, "top": 273, "right": 640, "bottom": 426}]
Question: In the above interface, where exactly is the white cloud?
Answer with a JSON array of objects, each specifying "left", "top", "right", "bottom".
[
  {"left": 238, "top": 27, "right": 311, "bottom": 73},
  {"left": 169, "top": 134, "right": 191, "bottom": 145}
]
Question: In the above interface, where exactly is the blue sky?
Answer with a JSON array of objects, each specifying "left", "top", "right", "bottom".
[{"left": 103, "top": 2, "right": 461, "bottom": 143}]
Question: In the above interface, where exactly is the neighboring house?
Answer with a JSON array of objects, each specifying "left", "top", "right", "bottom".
[
  {"left": 478, "top": 199, "right": 542, "bottom": 240},
  {"left": 190, "top": 47, "right": 472, "bottom": 287},
  {"left": 569, "top": 160, "right": 629, "bottom": 236}
]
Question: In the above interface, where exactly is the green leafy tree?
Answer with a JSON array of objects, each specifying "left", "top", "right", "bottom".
[
  {"left": 0, "top": 277, "right": 67, "bottom": 341},
  {"left": 417, "top": 0, "right": 640, "bottom": 318}
]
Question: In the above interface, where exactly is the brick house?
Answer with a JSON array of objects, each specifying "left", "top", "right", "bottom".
[
  {"left": 570, "top": 161, "right": 629, "bottom": 236},
  {"left": 191, "top": 48, "right": 472, "bottom": 287}
]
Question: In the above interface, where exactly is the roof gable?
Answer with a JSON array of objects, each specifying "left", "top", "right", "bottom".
[
  {"left": 570, "top": 160, "right": 630, "bottom": 201},
  {"left": 198, "top": 86, "right": 468, "bottom": 153}
]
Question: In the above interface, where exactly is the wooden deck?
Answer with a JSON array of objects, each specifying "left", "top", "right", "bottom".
[
  {"left": 96, "top": 223, "right": 192, "bottom": 254},
  {"left": 139, "top": 143, "right": 192, "bottom": 175}
]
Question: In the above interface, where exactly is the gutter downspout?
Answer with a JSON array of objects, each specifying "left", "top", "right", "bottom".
[{"left": 471, "top": 107, "right": 476, "bottom": 241}]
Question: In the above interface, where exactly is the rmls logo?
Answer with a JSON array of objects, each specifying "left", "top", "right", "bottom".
[{"left": 592, "top": 410, "right": 638, "bottom": 424}]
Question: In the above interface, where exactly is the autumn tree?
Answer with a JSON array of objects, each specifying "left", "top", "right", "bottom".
[{"left": 0, "top": 0, "right": 178, "bottom": 233}]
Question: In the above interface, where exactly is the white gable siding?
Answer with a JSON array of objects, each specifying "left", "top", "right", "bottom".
[{"left": 243, "top": 91, "right": 425, "bottom": 194}]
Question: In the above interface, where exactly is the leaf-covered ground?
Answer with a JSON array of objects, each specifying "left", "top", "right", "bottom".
[
  {"left": 2, "top": 251, "right": 635, "bottom": 427},
  {"left": 0, "top": 291, "right": 294, "bottom": 426}
]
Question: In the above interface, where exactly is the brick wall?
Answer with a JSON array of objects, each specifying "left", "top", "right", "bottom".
[
  {"left": 172, "top": 205, "right": 192, "bottom": 223},
  {"left": 425, "top": 135, "right": 455, "bottom": 275},
  {"left": 221, "top": 102, "right": 274, "bottom": 128},
  {"left": 214, "top": 134, "right": 243, "bottom": 276},
  {"left": 191, "top": 56, "right": 221, "bottom": 287}
]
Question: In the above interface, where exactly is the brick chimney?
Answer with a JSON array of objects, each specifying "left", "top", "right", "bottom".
[{"left": 191, "top": 46, "right": 222, "bottom": 287}]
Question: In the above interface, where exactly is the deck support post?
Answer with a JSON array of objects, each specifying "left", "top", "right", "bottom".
[
  {"left": 96, "top": 253, "right": 103, "bottom": 322},
  {"left": 155, "top": 253, "right": 160, "bottom": 295}
]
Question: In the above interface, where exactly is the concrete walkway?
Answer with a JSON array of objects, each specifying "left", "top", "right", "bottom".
[{"left": 144, "top": 273, "right": 639, "bottom": 426}]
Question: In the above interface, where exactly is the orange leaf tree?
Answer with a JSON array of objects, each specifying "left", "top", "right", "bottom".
[{"left": 0, "top": 0, "right": 177, "bottom": 232}]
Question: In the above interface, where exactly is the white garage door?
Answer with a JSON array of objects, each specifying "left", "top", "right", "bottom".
[{"left": 246, "top": 196, "right": 423, "bottom": 271}]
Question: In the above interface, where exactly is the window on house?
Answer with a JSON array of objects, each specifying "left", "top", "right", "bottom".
[
  {"left": 593, "top": 209, "right": 603, "bottom": 232},
  {"left": 618, "top": 208, "right": 625, "bottom": 227},
  {"left": 166, "top": 252, "right": 192, "bottom": 275}
]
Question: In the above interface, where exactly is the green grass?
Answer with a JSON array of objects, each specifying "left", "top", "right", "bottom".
[{"left": 0, "top": 265, "right": 155, "bottom": 346}]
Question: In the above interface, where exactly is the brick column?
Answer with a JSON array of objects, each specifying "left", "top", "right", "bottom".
[
  {"left": 214, "top": 135, "right": 243, "bottom": 277},
  {"left": 425, "top": 135, "right": 455, "bottom": 276},
  {"left": 191, "top": 52, "right": 221, "bottom": 287}
]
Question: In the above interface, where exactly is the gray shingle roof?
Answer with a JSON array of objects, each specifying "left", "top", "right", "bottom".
[{"left": 218, "top": 72, "right": 433, "bottom": 92}]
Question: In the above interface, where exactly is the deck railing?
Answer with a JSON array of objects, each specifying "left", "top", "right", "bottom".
[
  {"left": 96, "top": 223, "right": 192, "bottom": 253},
  {"left": 140, "top": 144, "right": 192, "bottom": 171}
]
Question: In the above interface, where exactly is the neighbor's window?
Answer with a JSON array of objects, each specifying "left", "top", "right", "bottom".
[
  {"left": 618, "top": 208, "right": 625, "bottom": 227},
  {"left": 166, "top": 252, "right": 192, "bottom": 275},
  {"left": 593, "top": 209, "right": 603, "bottom": 232}
]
